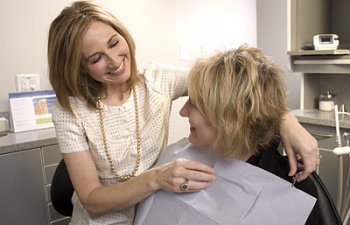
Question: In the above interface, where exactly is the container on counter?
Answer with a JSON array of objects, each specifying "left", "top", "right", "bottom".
[{"left": 319, "top": 91, "right": 336, "bottom": 111}]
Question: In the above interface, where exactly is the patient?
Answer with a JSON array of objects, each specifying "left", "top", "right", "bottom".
[{"left": 134, "top": 45, "right": 320, "bottom": 225}]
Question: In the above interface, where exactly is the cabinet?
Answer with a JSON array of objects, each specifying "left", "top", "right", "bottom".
[
  {"left": 288, "top": 0, "right": 350, "bottom": 73},
  {"left": 288, "top": 0, "right": 350, "bottom": 111},
  {"left": 288, "top": 0, "right": 350, "bottom": 222},
  {"left": 0, "top": 148, "right": 47, "bottom": 225},
  {"left": 300, "top": 123, "right": 350, "bottom": 202},
  {"left": 0, "top": 144, "right": 70, "bottom": 225},
  {"left": 42, "top": 145, "right": 71, "bottom": 225}
]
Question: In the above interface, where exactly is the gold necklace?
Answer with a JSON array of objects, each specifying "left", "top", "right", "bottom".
[{"left": 96, "top": 87, "right": 141, "bottom": 181}]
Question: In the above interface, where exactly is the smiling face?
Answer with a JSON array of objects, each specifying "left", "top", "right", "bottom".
[
  {"left": 180, "top": 99, "right": 217, "bottom": 148},
  {"left": 81, "top": 21, "right": 131, "bottom": 91}
]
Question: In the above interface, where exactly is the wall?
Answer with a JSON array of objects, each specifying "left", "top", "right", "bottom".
[
  {"left": 256, "top": 0, "right": 301, "bottom": 109},
  {"left": 1, "top": 0, "right": 256, "bottom": 143}
]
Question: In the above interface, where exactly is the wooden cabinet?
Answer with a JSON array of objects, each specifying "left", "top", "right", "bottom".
[{"left": 0, "top": 144, "right": 70, "bottom": 225}]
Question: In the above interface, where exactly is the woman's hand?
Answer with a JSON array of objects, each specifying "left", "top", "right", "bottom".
[
  {"left": 280, "top": 112, "right": 319, "bottom": 182},
  {"left": 151, "top": 159, "right": 215, "bottom": 192}
]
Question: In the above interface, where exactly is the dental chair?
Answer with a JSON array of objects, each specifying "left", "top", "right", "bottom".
[
  {"left": 51, "top": 159, "right": 74, "bottom": 217},
  {"left": 50, "top": 156, "right": 342, "bottom": 225},
  {"left": 310, "top": 171, "right": 342, "bottom": 225}
]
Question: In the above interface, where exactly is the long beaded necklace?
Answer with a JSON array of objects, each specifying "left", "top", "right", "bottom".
[{"left": 96, "top": 87, "right": 141, "bottom": 181}]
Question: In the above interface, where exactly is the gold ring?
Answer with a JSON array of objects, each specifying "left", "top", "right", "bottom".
[{"left": 181, "top": 178, "right": 189, "bottom": 191}]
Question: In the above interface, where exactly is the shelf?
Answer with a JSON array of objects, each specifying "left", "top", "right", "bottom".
[
  {"left": 288, "top": 49, "right": 350, "bottom": 56},
  {"left": 290, "top": 63, "right": 350, "bottom": 73},
  {"left": 294, "top": 59, "right": 350, "bottom": 65},
  {"left": 289, "top": 55, "right": 350, "bottom": 73},
  {"left": 288, "top": 0, "right": 350, "bottom": 74}
]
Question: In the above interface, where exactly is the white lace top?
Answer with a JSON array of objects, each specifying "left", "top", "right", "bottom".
[{"left": 52, "top": 61, "right": 188, "bottom": 225}]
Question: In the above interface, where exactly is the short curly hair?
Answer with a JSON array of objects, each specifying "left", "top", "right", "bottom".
[{"left": 187, "top": 44, "right": 289, "bottom": 159}]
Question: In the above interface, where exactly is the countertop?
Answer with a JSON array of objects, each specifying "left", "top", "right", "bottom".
[
  {"left": 0, "top": 128, "right": 57, "bottom": 155},
  {"left": 292, "top": 109, "right": 350, "bottom": 129}
]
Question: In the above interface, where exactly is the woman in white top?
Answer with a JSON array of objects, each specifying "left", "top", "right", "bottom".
[{"left": 48, "top": 1, "right": 319, "bottom": 224}]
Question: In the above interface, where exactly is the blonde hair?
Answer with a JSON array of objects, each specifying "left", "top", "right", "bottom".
[
  {"left": 188, "top": 44, "right": 289, "bottom": 159},
  {"left": 48, "top": 0, "right": 141, "bottom": 113}
]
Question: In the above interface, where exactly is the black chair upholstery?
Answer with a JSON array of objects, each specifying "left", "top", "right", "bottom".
[
  {"left": 51, "top": 159, "right": 74, "bottom": 217},
  {"left": 310, "top": 171, "right": 342, "bottom": 225}
]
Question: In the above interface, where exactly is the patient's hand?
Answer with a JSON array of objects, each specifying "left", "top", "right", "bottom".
[
  {"left": 151, "top": 159, "right": 215, "bottom": 193},
  {"left": 280, "top": 112, "right": 319, "bottom": 182}
]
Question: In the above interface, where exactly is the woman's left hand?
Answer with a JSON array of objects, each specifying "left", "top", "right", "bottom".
[{"left": 280, "top": 112, "right": 319, "bottom": 182}]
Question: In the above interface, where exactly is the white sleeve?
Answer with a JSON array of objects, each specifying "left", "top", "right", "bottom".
[
  {"left": 52, "top": 102, "right": 89, "bottom": 153},
  {"left": 144, "top": 61, "right": 189, "bottom": 100}
]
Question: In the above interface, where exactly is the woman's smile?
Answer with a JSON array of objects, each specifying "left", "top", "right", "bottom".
[
  {"left": 82, "top": 21, "right": 131, "bottom": 87},
  {"left": 106, "top": 57, "right": 126, "bottom": 77}
]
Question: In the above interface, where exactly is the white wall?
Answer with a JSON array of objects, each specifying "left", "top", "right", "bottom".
[
  {"left": 257, "top": 0, "right": 301, "bottom": 109},
  {"left": 0, "top": 0, "right": 256, "bottom": 143}
]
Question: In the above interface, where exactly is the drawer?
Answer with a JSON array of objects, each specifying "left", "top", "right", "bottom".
[
  {"left": 301, "top": 123, "right": 350, "bottom": 149},
  {"left": 300, "top": 123, "right": 350, "bottom": 203},
  {"left": 48, "top": 203, "right": 68, "bottom": 221},
  {"left": 42, "top": 145, "right": 62, "bottom": 166},
  {"left": 50, "top": 217, "right": 71, "bottom": 225},
  {"left": 317, "top": 149, "right": 348, "bottom": 202},
  {"left": 45, "top": 184, "right": 52, "bottom": 203},
  {"left": 44, "top": 164, "right": 58, "bottom": 185}
]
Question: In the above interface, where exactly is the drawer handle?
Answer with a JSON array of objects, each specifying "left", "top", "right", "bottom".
[{"left": 310, "top": 132, "right": 334, "bottom": 138}]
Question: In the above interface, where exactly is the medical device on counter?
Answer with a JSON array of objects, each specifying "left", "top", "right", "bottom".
[{"left": 313, "top": 34, "right": 339, "bottom": 50}]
